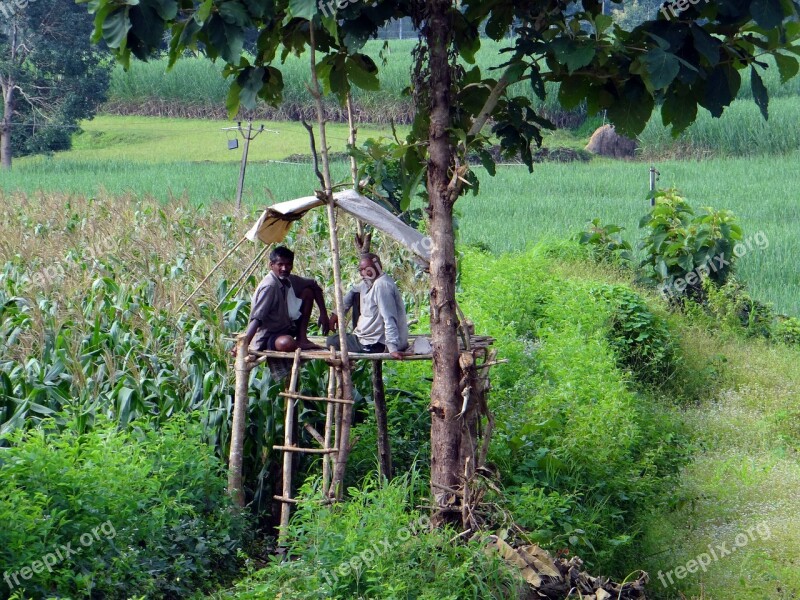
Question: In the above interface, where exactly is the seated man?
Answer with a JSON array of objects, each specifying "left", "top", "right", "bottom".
[
  {"left": 327, "top": 253, "right": 408, "bottom": 360},
  {"left": 242, "top": 246, "right": 329, "bottom": 356}
]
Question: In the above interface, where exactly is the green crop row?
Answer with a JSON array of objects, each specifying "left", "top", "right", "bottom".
[{"left": 107, "top": 39, "right": 799, "bottom": 124}]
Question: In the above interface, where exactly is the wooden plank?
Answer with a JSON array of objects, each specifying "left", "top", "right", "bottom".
[
  {"left": 274, "top": 446, "right": 338, "bottom": 454},
  {"left": 279, "top": 391, "right": 354, "bottom": 405}
]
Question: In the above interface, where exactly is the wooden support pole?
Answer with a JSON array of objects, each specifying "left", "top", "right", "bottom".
[
  {"left": 371, "top": 360, "right": 393, "bottom": 481},
  {"left": 309, "top": 24, "right": 355, "bottom": 500},
  {"left": 322, "top": 368, "right": 335, "bottom": 496},
  {"left": 228, "top": 335, "right": 250, "bottom": 506},
  {"left": 279, "top": 348, "right": 303, "bottom": 541}
]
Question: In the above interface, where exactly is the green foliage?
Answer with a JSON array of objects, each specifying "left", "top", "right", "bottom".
[
  {"left": 217, "top": 474, "right": 523, "bottom": 599},
  {"left": 774, "top": 316, "right": 800, "bottom": 345},
  {"left": 591, "top": 284, "right": 679, "bottom": 385},
  {"left": 0, "top": 417, "right": 248, "bottom": 599},
  {"left": 703, "top": 277, "right": 775, "bottom": 338},
  {"left": 577, "top": 218, "right": 632, "bottom": 265},
  {"left": 459, "top": 248, "right": 691, "bottom": 571},
  {"left": 0, "top": 0, "right": 111, "bottom": 160},
  {"left": 638, "top": 189, "right": 742, "bottom": 302}
]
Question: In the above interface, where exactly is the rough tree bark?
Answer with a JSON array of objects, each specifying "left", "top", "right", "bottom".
[
  {"left": 0, "top": 22, "right": 17, "bottom": 170},
  {"left": 424, "top": 0, "right": 463, "bottom": 526}
]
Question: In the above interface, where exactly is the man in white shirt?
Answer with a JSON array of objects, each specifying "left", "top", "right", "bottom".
[{"left": 328, "top": 253, "right": 408, "bottom": 359}]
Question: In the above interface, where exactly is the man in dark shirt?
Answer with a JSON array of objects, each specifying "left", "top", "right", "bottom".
[{"left": 242, "top": 246, "right": 329, "bottom": 354}]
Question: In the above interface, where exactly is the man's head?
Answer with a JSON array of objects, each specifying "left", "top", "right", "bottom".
[
  {"left": 358, "top": 253, "right": 383, "bottom": 284},
  {"left": 269, "top": 246, "right": 294, "bottom": 280}
]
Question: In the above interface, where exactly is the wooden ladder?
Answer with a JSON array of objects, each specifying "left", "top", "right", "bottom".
[{"left": 274, "top": 348, "right": 353, "bottom": 538}]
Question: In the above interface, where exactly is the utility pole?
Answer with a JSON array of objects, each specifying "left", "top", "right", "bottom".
[
  {"left": 649, "top": 165, "right": 660, "bottom": 206},
  {"left": 222, "top": 120, "right": 278, "bottom": 210}
]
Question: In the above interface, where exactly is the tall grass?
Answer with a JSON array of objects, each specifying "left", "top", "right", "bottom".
[
  {"left": 108, "top": 40, "right": 798, "bottom": 126},
  {"left": 638, "top": 97, "right": 800, "bottom": 157},
  {"left": 455, "top": 153, "right": 800, "bottom": 316},
  {"left": 106, "top": 39, "right": 567, "bottom": 122}
]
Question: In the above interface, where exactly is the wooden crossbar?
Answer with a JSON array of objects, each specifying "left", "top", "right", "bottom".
[
  {"left": 279, "top": 391, "right": 355, "bottom": 404},
  {"left": 273, "top": 445, "right": 339, "bottom": 454}
]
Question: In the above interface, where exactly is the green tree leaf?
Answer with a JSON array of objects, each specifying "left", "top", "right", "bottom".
[
  {"left": 773, "top": 52, "right": 799, "bottom": 83},
  {"left": 346, "top": 54, "right": 380, "bottom": 91},
  {"left": 220, "top": 1, "right": 252, "bottom": 26},
  {"left": 750, "top": 0, "right": 784, "bottom": 29},
  {"left": 102, "top": 7, "right": 132, "bottom": 49},
  {"left": 644, "top": 47, "right": 681, "bottom": 90},
  {"left": 288, "top": 0, "right": 317, "bottom": 20}
]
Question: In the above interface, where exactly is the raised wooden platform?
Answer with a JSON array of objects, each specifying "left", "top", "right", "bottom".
[{"left": 246, "top": 334, "right": 494, "bottom": 363}]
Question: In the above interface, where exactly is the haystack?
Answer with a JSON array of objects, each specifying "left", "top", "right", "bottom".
[{"left": 585, "top": 124, "right": 637, "bottom": 158}]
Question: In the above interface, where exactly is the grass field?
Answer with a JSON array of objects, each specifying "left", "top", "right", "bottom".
[{"left": 5, "top": 115, "right": 799, "bottom": 315}]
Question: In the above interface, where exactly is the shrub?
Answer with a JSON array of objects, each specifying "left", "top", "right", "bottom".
[
  {"left": 577, "top": 219, "right": 632, "bottom": 265},
  {"left": 703, "top": 277, "right": 774, "bottom": 338},
  {"left": 591, "top": 284, "right": 680, "bottom": 385},
  {"left": 0, "top": 416, "right": 248, "bottom": 599},
  {"left": 774, "top": 316, "right": 800, "bottom": 346},
  {"left": 217, "top": 474, "right": 523, "bottom": 599},
  {"left": 638, "top": 189, "right": 742, "bottom": 303}
]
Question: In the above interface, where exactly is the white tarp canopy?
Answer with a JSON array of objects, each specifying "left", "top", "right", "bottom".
[{"left": 245, "top": 189, "right": 431, "bottom": 263}]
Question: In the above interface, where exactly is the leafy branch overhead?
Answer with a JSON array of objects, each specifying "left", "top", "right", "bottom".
[{"left": 81, "top": 0, "right": 798, "bottom": 175}]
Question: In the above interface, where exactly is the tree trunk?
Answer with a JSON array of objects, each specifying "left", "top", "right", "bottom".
[
  {"left": 425, "top": 0, "right": 463, "bottom": 527},
  {"left": 1, "top": 83, "right": 13, "bottom": 170}
]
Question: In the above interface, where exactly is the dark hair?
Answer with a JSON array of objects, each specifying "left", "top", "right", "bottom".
[{"left": 270, "top": 246, "right": 294, "bottom": 263}]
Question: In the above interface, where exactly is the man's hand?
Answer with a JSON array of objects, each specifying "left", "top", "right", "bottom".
[
  {"left": 390, "top": 351, "right": 404, "bottom": 360},
  {"left": 318, "top": 313, "right": 331, "bottom": 335},
  {"left": 329, "top": 312, "right": 339, "bottom": 332}
]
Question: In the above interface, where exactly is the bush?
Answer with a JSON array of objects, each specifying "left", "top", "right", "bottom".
[
  {"left": 774, "top": 316, "right": 800, "bottom": 346},
  {"left": 638, "top": 189, "right": 742, "bottom": 303},
  {"left": 591, "top": 284, "right": 680, "bottom": 385},
  {"left": 703, "top": 277, "right": 775, "bottom": 338},
  {"left": 218, "top": 474, "right": 523, "bottom": 599},
  {"left": 577, "top": 219, "right": 632, "bottom": 266},
  {"left": 0, "top": 416, "right": 248, "bottom": 599}
]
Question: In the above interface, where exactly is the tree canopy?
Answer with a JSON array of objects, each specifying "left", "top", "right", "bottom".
[{"left": 0, "top": 0, "right": 111, "bottom": 168}]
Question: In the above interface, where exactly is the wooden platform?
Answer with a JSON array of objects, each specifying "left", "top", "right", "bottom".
[{"left": 247, "top": 334, "right": 494, "bottom": 363}]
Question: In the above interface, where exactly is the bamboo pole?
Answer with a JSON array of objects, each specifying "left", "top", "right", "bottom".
[
  {"left": 346, "top": 93, "right": 370, "bottom": 253},
  {"left": 227, "top": 335, "right": 251, "bottom": 506},
  {"left": 214, "top": 243, "right": 270, "bottom": 311},
  {"left": 322, "top": 360, "right": 336, "bottom": 496},
  {"left": 179, "top": 234, "right": 248, "bottom": 312},
  {"left": 308, "top": 25, "right": 355, "bottom": 500}
]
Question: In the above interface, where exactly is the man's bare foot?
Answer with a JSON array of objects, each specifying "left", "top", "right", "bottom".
[{"left": 297, "top": 339, "right": 323, "bottom": 350}]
